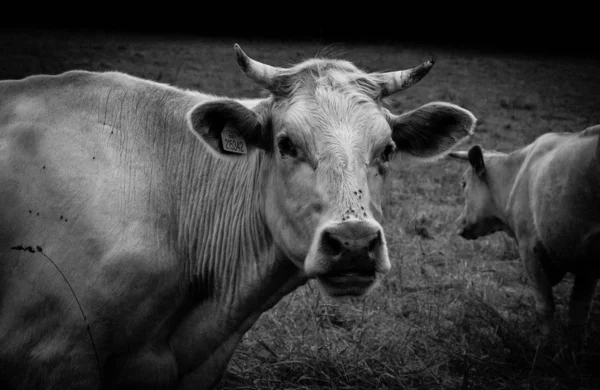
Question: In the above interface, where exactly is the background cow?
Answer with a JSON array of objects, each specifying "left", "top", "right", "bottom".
[
  {"left": 0, "top": 44, "right": 476, "bottom": 389},
  {"left": 450, "top": 127, "right": 600, "bottom": 339}
]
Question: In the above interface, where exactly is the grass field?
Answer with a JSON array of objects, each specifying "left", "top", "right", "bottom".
[{"left": 2, "top": 29, "right": 600, "bottom": 389}]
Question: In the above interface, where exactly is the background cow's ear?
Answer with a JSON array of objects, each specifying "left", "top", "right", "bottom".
[
  {"left": 187, "top": 99, "right": 270, "bottom": 156},
  {"left": 389, "top": 102, "right": 476, "bottom": 162},
  {"left": 468, "top": 144, "right": 486, "bottom": 178}
]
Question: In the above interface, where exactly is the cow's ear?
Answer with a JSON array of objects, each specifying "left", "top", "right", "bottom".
[
  {"left": 187, "top": 99, "right": 270, "bottom": 156},
  {"left": 389, "top": 102, "right": 476, "bottom": 162},
  {"left": 468, "top": 144, "right": 486, "bottom": 178}
]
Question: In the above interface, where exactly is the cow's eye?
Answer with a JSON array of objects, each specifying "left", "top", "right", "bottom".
[
  {"left": 381, "top": 143, "right": 396, "bottom": 162},
  {"left": 277, "top": 134, "right": 298, "bottom": 158},
  {"left": 461, "top": 180, "right": 466, "bottom": 189}
]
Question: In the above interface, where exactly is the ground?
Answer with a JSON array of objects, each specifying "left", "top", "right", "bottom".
[{"left": 2, "top": 29, "right": 600, "bottom": 390}]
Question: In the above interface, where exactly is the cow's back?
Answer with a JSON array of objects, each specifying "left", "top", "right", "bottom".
[
  {"left": 524, "top": 131, "right": 600, "bottom": 271},
  {"left": 0, "top": 71, "right": 194, "bottom": 388}
]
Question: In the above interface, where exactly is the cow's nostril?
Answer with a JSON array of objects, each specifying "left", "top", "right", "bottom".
[
  {"left": 322, "top": 231, "right": 342, "bottom": 256},
  {"left": 367, "top": 231, "right": 381, "bottom": 253}
]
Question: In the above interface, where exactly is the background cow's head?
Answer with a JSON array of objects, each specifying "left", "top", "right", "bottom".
[
  {"left": 188, "top": 44, "right": 477, "bottom": 297},
  {"left": 449, "top": 145, "right": 507, "bottom": 239}
]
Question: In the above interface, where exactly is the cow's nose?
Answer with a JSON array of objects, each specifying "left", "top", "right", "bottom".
[
  {"left": 320, "top": 220, "right": 382, "bottom": 261},
  {"left": 311, "top": 219, "right": 390, "bottom": 296}
]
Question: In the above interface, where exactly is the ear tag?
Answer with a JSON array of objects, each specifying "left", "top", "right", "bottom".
[{"left": 221, "top": 124, "right": 247, "bottom": 154}]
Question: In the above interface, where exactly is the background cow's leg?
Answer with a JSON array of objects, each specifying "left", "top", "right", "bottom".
[
  {"left": 568, "top": 273, "right": 597, "bottom": 328},
  {"left": 567, "top": 272, "right": 598, "bottom": 353},
  {"left": 520, "top": 240, "right": 555, "bottom": 335}
]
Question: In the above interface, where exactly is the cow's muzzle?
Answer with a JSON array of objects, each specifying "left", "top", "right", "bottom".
[
  {"left": 457, "top": 226, "right": 478, "bottom": 240},
  {"left": 308, "top": 219, "right": 390, "bottom": 296},
  {"left": 456, "top": 213, "right": 477, "bottom": 240}
]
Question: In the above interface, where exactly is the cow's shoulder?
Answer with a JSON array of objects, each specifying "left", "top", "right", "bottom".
[
  {"left": 521, "top": 130, "right": 592, "bottom": 169},
  {"left": 509, "top": 131, "right": 588, "bottom": 208},
  {"left": 578, "top": 124, "right": 600, "bottom": 138},
  {"left": 0, "top": 70, "right": 207, "bottom": 136},
  {"left": 0, "top": 71, "right": 130, "bottom": 114},
  {"left": 1, "top": 70, "right": 190, "bottom": 101},
  {"left": 1, "top": 70, "right": 114, "bottom": 93},
  {"left": 529, "top": 131, "right": 567, "bottom": 154}
]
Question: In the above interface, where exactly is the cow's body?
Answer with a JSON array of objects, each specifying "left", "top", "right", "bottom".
[
  {"left": 0, "top": 71, "right": 298, "bottom": 389},
  {"left": 0, "top": 46, "right": 476, "bottom": 389},
  {"left": 451, "top": 127, "right": 600, "bottom": 334}
]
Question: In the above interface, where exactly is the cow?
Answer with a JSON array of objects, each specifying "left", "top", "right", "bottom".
[
  {"left": 449, "top": 126, "right": 600, "bottom": 337},
  {"left": 0, "top": 44, "right": 476, "bottom": 389}
]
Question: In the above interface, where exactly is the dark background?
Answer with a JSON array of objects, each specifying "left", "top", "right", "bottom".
[{"left": 3, "top": 6, "right": 597, "bottom": 59}]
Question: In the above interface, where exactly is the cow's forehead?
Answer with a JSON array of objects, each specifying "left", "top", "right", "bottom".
[
  {"left": 281, "top": 58, "right": 382, "bottom": 99},
  {"left": 272, "top": 66, "right": 391, "bottom": 141},
  {"left": 275, "top": 92, "right": 391, "bottom": 155},
  {"left": 283, "top": 57, "right": 369, "bottom": 82}
]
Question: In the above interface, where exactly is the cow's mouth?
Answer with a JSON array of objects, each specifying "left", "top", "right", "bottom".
[{"left": 317, "top": 271, "right": 377, "bottom": 296}]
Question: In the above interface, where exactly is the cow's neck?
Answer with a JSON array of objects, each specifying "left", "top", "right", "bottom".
[
  {"left": 173, "top": 143, "right": 306, "bottom": 377},
  {"left": 185, "top": 150, "right": 304, "bottom": 308},
  {"left": 486, "top": 151, "right": 526, "bottom": 236}
]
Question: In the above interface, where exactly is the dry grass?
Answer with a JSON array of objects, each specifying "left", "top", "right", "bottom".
[{"left": 2, "top": 28, "right": 600, "bottom": 389}]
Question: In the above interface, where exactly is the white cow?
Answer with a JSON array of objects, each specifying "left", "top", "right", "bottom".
[
  {"left": 0, "top": 44, "right": 476, "bottom": 389},
  {"left": 450, "top": 126, "right": 600, "bottom": 335}
]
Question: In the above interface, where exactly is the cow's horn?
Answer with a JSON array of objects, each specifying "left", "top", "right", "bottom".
[
  {"left": 234, "top": 44, "right": 283, "bottom": 92},
  {"left": 378, "top": 59, "right": 435, "bottom": 97}
]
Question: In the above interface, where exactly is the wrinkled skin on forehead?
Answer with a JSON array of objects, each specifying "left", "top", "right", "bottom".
[{"left": 190, "top": 48, "right": 478, "bottom": 297}]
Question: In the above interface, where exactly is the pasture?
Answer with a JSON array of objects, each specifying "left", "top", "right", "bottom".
[{"left": 2, "top": 29, "right": 600, "bottom": 389}]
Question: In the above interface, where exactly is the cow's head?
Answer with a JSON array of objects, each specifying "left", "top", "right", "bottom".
[
  {"left": 449, "top": 145, "right": 507, "bottom": 240},
  {"left": 187, "top": 44, "right": 477, "bottom": 297}
]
